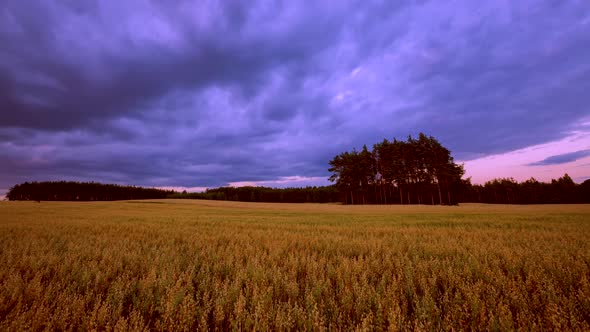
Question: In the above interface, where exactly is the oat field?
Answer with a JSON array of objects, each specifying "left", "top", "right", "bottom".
[{"left": 1, "top": 200, "right": 589, "bottom": 331}]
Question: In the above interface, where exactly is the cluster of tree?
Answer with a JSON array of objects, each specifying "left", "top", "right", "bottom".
[
  {"left": 461, "top": 174, "right": 590, "bottom": 204},
  {"left": 6, "top": 181, "right": 174, "bottom": 201},
  {"left": 169, "top": 186, "right": 340, "bottom": 203},
  {"left": 329, "top": 133, "right": 465, "bottom": 205}
]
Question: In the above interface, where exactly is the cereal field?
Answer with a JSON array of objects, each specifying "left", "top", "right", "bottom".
[{"left": 0, "top": 200, "right": 589, "bottom": 330}]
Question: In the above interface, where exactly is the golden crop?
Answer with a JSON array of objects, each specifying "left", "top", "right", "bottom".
[{"left": 1, "top": 200, "right": 589, "bottom": 331}]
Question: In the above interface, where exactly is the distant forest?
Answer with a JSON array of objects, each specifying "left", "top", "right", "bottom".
[
  {"left": 5, "top": 133, "right": 590, "bottom": 204},
  {"left": 6, "top": 181, "right": 173, "bottom": 201},
  {"left": 463, "top": 174, "right": 590, "bottom": 204},
  {"left": 5, "top": 178, "right": 589, "bottom": 204},
  {"left": 169, "top": 175, "right": 590, "bottom": 204},
  {"left": 169, "top": 186, "right": 340, "bottom": 203},
  {"left": 4, "top": 181, "right": 339, "bottom": 203}
]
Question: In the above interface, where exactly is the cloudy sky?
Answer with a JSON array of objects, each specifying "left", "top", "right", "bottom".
[{"left": 1, "top": 0, "right": 590, "bottom": 196}]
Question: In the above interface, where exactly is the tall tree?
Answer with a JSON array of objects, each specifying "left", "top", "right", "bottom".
[{"left": 328, "top": 133, "right": 464, "bottom": 205}]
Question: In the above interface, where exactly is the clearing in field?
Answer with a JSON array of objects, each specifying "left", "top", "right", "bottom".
[{"left": 0, "top": 200, "right": 589, "bottom": 330}]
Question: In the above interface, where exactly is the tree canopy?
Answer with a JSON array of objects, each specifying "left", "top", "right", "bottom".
[{"left": 329, "top": 133, "right": 465, "bottom": 205}]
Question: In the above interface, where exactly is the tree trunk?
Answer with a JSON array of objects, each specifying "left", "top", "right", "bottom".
[
  {"left": 431, "top": 191, "right": 434, "bottom": 205},
  {"left": 438, "top": 183, "right": 443, "bottom": 205},
  {"left": 374, "top": 184, "right": 378, "bottom": 204},
  {"left": 447, "top": 190, "right": 451, "bottom": 205}
]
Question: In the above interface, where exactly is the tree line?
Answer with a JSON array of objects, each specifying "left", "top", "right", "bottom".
[
  {"left": 461, "top": 174, "right": 590, "bottom": 204},
  {"left": 169, "top": 186, "right": 340, "bottom": 203},
  {"left": 6, "top": 181, "right": 173, "bottom": 201},
  {"left": 6, "top": 138, "right": 589, "bottom": 204},
  {"left": 329, "top": 133, "right": 465, "bottom": 205},
  {"left": 6, "top": 178, "right": 588, "bottom": 204},
  {"left": 169, "top": 176, "right": 589, "bottom": 205},
  {"left": 5, "top": 181, "right": 340, "bottom": 203}
]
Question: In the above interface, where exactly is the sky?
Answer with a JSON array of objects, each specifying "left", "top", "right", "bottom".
[{"left": 1, "top": 0, "right": 590, "bottom": 197}]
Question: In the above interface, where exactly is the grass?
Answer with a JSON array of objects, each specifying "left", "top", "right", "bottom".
[{"left": 1, "top": 200, "right": 589, "bottom": 331}]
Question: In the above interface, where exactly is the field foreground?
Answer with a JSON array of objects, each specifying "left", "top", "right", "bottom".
[{"left": 1, "top": 200, "right": 589, "bottom": 330}]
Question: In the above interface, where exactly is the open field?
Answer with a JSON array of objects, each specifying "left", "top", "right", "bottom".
[{"left": 1, "top": 200, "right": 589, "bottom": 330}]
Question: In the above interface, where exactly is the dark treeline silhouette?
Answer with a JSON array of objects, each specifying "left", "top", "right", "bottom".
[
  {"left": 461, "top": 174, "right": 590, "bottom": 204},
  {"left": 6, "top": 181, "right": 174, "bottom": 201},
  {"left": 329, "top": 133, "right": 465, "bottom": 205},
  {"left": 6, "top": 153, "right": 589, "bottom": 204},
  {"left": 169, "top": 186, "right": 340, "bottom": 203}
]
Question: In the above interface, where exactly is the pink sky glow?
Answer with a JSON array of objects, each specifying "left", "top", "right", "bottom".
[{"left": 462, "top": 130, "right": 590, "bottom": 184}]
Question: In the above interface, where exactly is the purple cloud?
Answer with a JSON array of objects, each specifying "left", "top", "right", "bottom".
[
  {"left": 528, "top": 150, "right": 590, "bottom": 166},
  {"left": 1, "top": 0, "right": 590, "bottom": 191}
]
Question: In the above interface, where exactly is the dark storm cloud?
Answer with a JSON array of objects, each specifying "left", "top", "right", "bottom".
[
  {"left": 528, "top": 150, "right": 590, "bottom": 166},
  {"left": 372, "top": 2, "right": 590, "bottom": 158},
  {"left": 0, "top": 2, "right": 323, "bottom": 131},
  {"left": 1, "top": 0, "right": 589, "bottom": 190}
]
